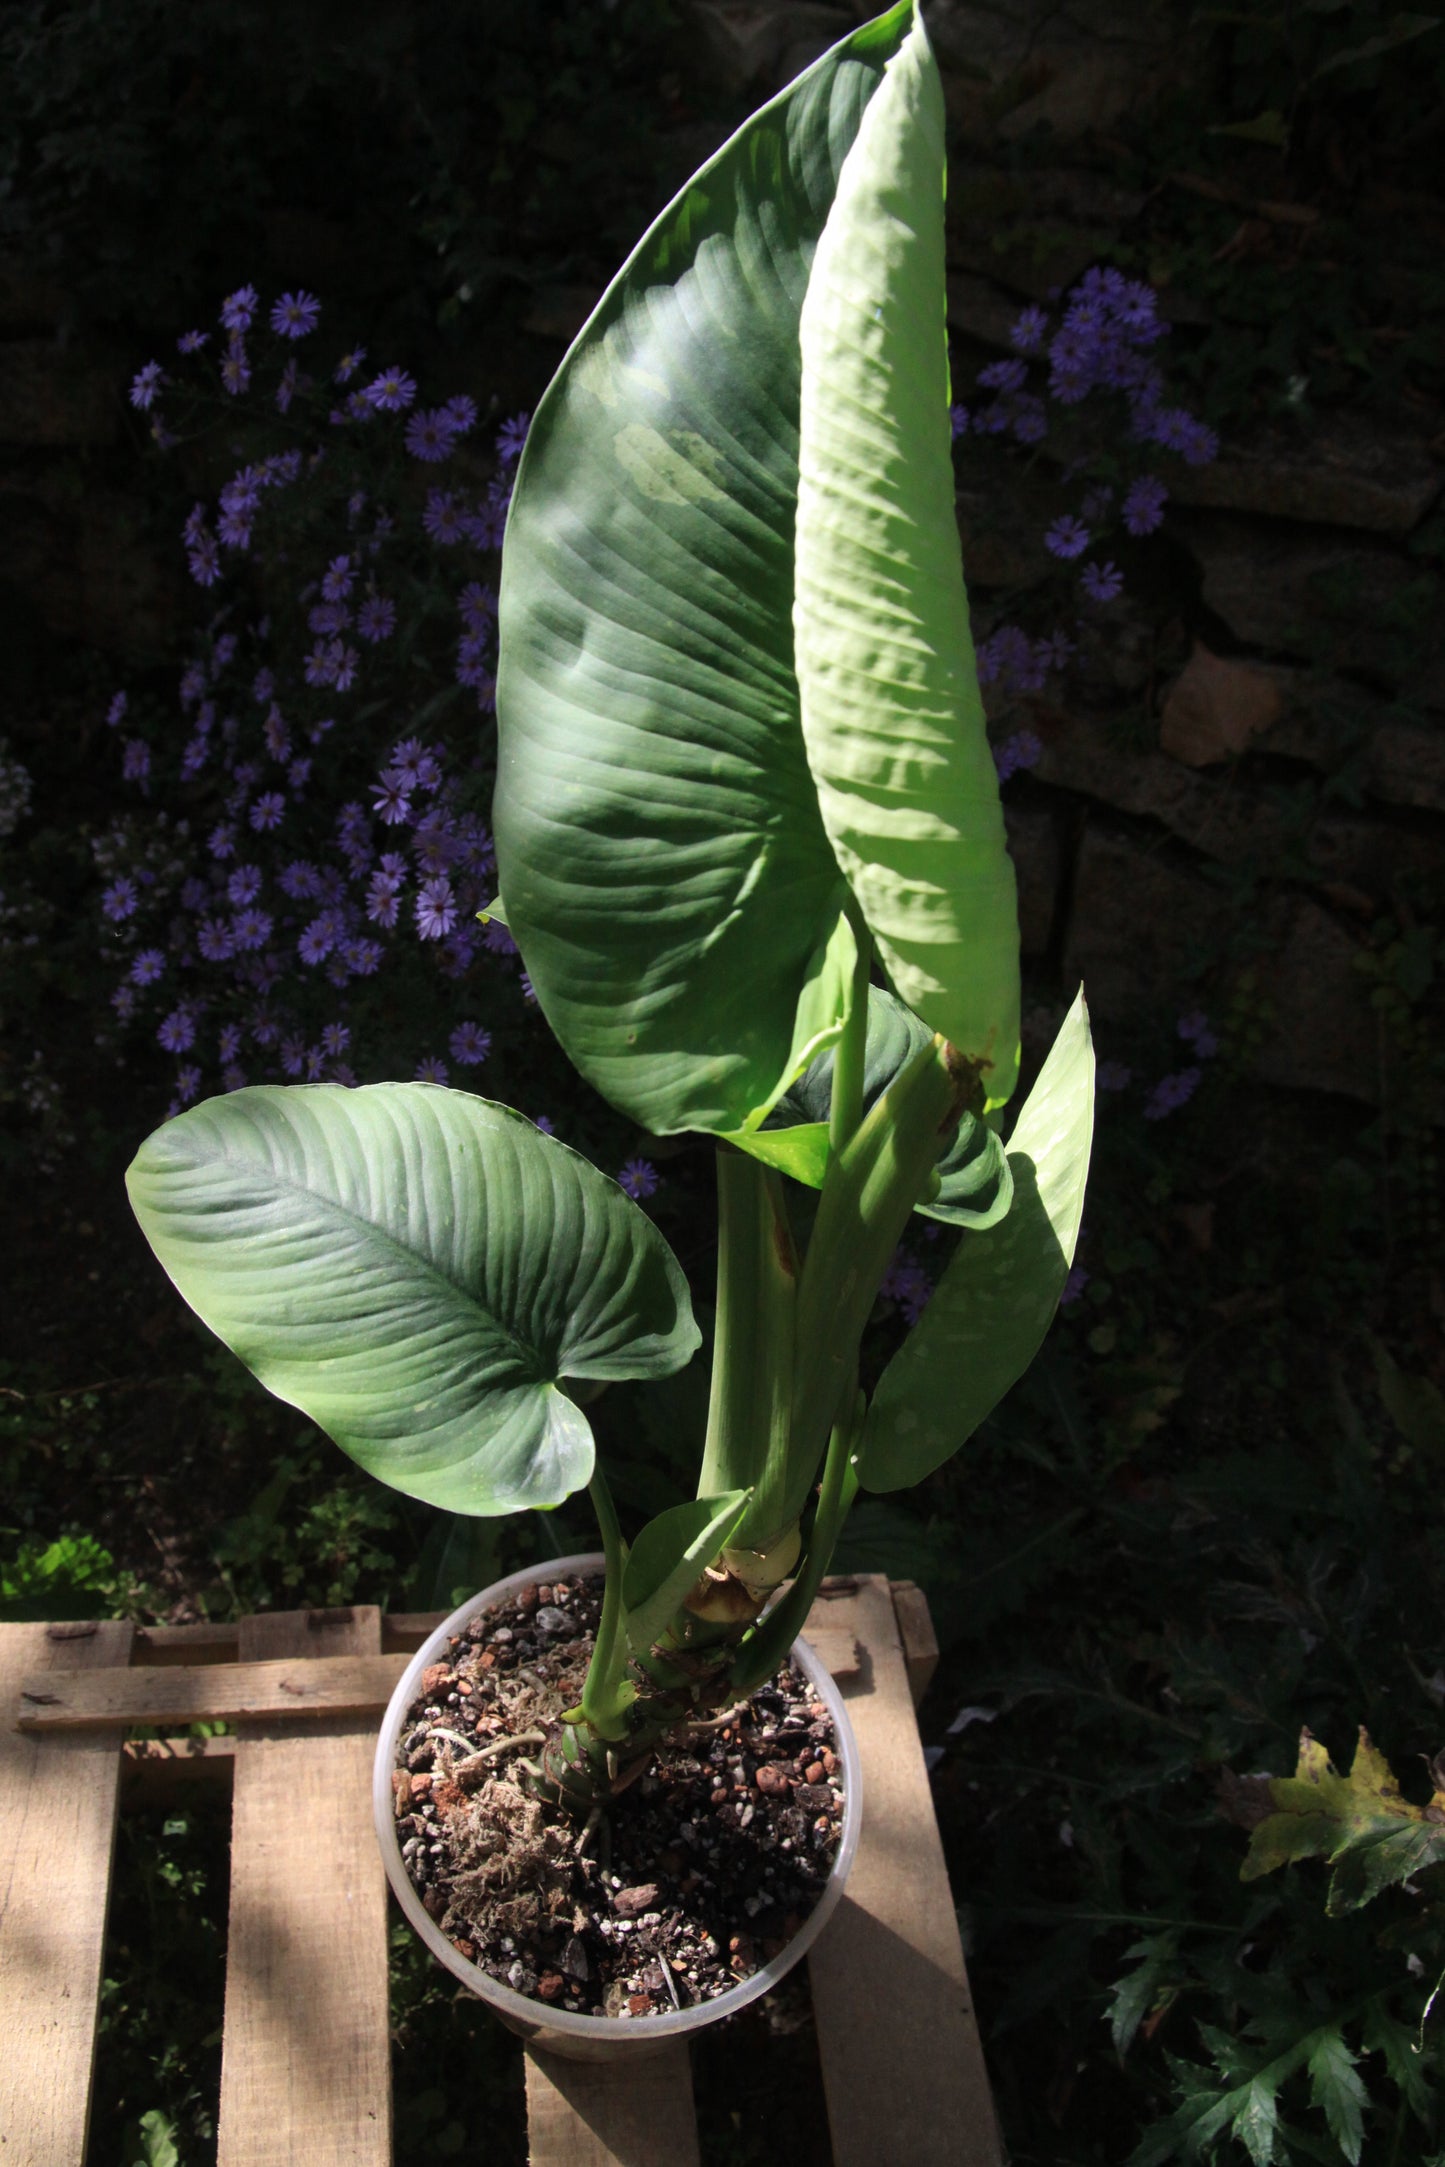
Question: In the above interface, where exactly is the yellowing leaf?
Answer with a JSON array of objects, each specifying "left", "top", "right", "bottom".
[{"left": 1240, "top": 1725, "right": 1445, "bottom": 1914}]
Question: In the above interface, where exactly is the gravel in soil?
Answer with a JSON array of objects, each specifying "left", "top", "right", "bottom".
[{"left": 391, "top": 1573, "right": 845, "bottom": 2020}]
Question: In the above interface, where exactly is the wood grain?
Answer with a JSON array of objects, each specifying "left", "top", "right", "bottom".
[
  {"left": 16, "top": 1649, "right": 408, "bottom": 1729},
  {"left": 890, "top": 1579, "right": 941, "bottom": 1708},
  {"left": 0, "top": 1617, "right": 135, "bottom": 2166},
  {"left": 217, "top": 1608, "right": 391, "bottom": 2167},
  {"left": 808, "top": 1575, "right": 1004, "bottom": 2167},
  {"left": 525, "top": 2042, "right": 701, "bottom": 2166}
]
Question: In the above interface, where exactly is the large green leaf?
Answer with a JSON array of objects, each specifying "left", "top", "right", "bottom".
[
  {"left": 126, "top": 1086, "right": 699, "bottom": 1515},
  {"left": 793, "top": 11, "right": 1020, "bottom": 1108},
  {"left": 747, "top": 985, "right": 1012, "bottom": 1225},
  {"left": 494, "top": 9, "right": 913, "bottom": 1136},
  {"left": 858, "top": 990, "right": 1093, "bottom": 1491}
]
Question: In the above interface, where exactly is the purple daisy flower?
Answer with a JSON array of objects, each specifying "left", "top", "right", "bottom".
[
  {"left": 227, "top": 865, "right": 263, "bottom": 906},
  {"left": 250, "top": 792, "right": 285, "bottom": 832},
  {"left": 122, "top": 740, "right": 151, "bottom": 785},
  {"left": 218, "top": 1023, "right": 244, "bottom": 1061},
  {"left": 449, "top": 1022, "right": 492, "bottom": 1066},
  {"left": 130, "top": 361, "right": 166, "bottom": 411},
  {"left": 321, "top": 555, "right": 354, "bottom": 602},
  {"left": 1080, "top": 560, "right": 1124, "bottom": 604},
  {"left": 1143, "top": 1067, "right": 1201, "bottom": 1121},
  {"left": 414, "top": 1055, "right": 449, "bottom": 1085},
  {"left": 372, "top": 776, "right": 412, "bottom": 826},
  {"left": 414, "top": 877, "right": 457, "bottom": 940},
  {"left": 495, "top": 412, "right": 530, "bottom": 463},
  {"left": 1009, "top": 304, "right": 1050, "bottom": 354},
  {"left": 158, "top": 1008, "right": 196, "bottom": 1054},
  {"left": 275, "top": 358, "right": 301, "bottom": 414},
  {"left": 220, "top": 344, "right": 251, "bottom": 397},
  {"left": 130, "top": 948, "right": 166, "bottom": 985},
  {"left": 219, "top": 285, "right": 258, "bottom": 333},
  {"left": 444, "top": 394, "right": 478, "bottom": 434},
  {"left": 1044, "top": 516, "right": 1091, "bottom": 561},
  {"left": 355, "top": 594, "right": 396, "bottom": 643},
  {"left": 188, "top": 536, "right": 222, "bottom": 587},
  {"left": 404, "top": 407, "right": 457, "bottom": 462},
  {"left": 1123, "top": 476, "right": 1167, "bottom": 536},
  {"left": 230, "top": 908, "right": 273, "bottom": 952},
  {"left": 177, "top": 330, "right": 209, "bottom": 353},
  {"left": 458, "top": 582, "right": 497, "bottom": 632},
  {"left": 364, "top": 368, "right": 417, "bottom": 414},
  {"left": 102, "top": 877, "right": 139, "bottom": 921},
  {"left": 618, "top": 1157, "right": 660, "bottom": 1200},
  {"left": 949, "top": 403, "right": 970, "bottom": 440},
  {"left": 269, "top": 291, "right": 321, "bottom": 339},
  {"left": 106, "top": 691, "right": 128, "bottom": 727},
  {"left": 335, "top": 347, "right": 366, "bottom": 384},
  {"left": 422, "top": 491, "right": 466, "bottom": 545}
]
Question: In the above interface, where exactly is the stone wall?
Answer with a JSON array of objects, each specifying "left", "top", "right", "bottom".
[
  {"left": 691, "top": 0, "right": 1445, "bottom": 1110},
  {"left": 2, "top": 0, "right": 1440, "bottom": 1111}
]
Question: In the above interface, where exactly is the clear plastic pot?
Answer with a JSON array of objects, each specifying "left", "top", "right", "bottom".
[{"left": 373, "top": 1551, "right": 862, "bottom": 2062}]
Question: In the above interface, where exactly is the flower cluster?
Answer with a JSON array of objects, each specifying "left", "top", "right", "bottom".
[
  {"left": 954, "top": 265, "right": 1220, "bottom": 780},
  {"left": 108, "top": 287, "right": 537, "bottom": 1114}
]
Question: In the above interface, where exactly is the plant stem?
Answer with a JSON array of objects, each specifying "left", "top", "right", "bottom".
[
  {"left": 730, "top": 1390, "right": 862, "bottom": 1694},
  {"left": 828, "top": 898, "right": 872, "bottom": 1158},
  {"left": 577, "top": 1463, "right": 632, "bottom": 1742}
]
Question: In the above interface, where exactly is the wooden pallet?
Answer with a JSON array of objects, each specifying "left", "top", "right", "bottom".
[{"left": 1, "top": 1576, "right": 1002, "bottom": 2167}]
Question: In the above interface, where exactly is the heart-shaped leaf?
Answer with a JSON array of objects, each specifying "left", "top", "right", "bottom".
[
  {"left": 858, "top": 989, "right": 1093, "bottom": 1491},
  {"left": 794, "top": 11, "right": 1020, "bottom": 1107},
  {"left": 731, "top": 987, "right": 1012, "bottom": 1225},
  {"left": 495, "top": 9, "right": 914, "bottom": 1136},
  {"left": 126, "top": 1085, "right": 700, "bottom": 1515},
  {"left": 622, "top": 1491, "right": 752, "bottom": 1658}
]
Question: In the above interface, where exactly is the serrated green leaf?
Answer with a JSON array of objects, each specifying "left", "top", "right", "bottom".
[
  {"left": 1233, "top": 2077, "right": 1281, "bottom": 2166},
  {"left": 494, "top": 9, "right": 914, "bottom": 1136},
  {"left": 1306, "top": 2027, "right": 1367, "bottom": 2165},
  {"left": 127, "top": 1085, "right": 699, "bottom": 1516},
  {"left": 1109, "top": 1932, "right": 1181, "bottom": 2063},
  {"left": 731, "top": 985, "right": 1012, "bottom": 1223},
  {"left": 622, "top": 1490, "right": 752, "bottom": 1657},
  {"left": 858, "top": 988, "right": 1093, "bottom": 1491},
  {"left": 793, "top": 9, "right": 1019, "bottom": 1105},
  {"left": 1240, "top": 1726, "right": 1445, "bottom": 1913}
]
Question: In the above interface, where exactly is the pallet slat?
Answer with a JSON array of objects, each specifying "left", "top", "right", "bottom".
[
  {"left": 808, "top": 1576, "right": 1003, "bottom": 2167},
  {"left": 16, "top": 1648, "right": 408, "bottom": 1729},
  {"left": 525, "top": 2043, "right": 702, "bottom": 2167},
  {"left": 0, "top": 1618, "right": 135, "bottom": 2167},
  {"left": 217, "top": 1609, "right": 392, "bottom": 2167}
]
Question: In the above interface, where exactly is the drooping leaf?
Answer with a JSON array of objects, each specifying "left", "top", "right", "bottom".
[
  {"left": 740, "top": 984, "right": 1012, "bottom": 1224},
  {"left": 858, "top": 989, "right": 1093, "bottom": 1491},
  {"left": 1240, "top": 1726, "right": 1445, "bottom": 1914},
  {"left": 793, "top": 10, "right": 1020, "bottom": 1107},
  {"left": 622, "top": 1490, "right": 752, "bottom": 1657},
  {"left": 495, "top": 9, "right": 913, "bottom": 1136},
  {"left": 126, "top": 1086, "right": 699, "bottom": 1516}
]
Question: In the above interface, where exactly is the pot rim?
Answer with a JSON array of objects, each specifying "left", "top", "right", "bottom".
[{"left": 373, "top": 1549, "right": 862, "bottom": 2049}]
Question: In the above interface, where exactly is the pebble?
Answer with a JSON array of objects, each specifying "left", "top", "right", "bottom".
[
  {"left": 420, "top": 1662, "right": 449, "bottom": 1697},
  {"left": 755, "top": 1764, "right": 789, "bottom": 1796},
  {"left": 534, "top": 1606, "right": 569, "bottom": 1634},
  {"left": 612, "top": 1882, "right": 660, "bottom": 1917}
]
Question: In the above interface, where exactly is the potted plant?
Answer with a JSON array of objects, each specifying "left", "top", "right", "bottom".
[{"left": 125, "top": 0, "right": 1094, "bottom": 2045}]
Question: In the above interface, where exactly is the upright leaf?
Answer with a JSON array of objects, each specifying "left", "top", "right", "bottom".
[
  {"left": 126, "top": 1086, "right": 699, "bottom": 1515},
  {"left": 495, "top": 8, "right": 913, "bottom": 1136},
  {"left": 858, "top": 989, "right": 1093, "bottom": 1491},
  {"left": 793, "top": 11, "right": 1020, "bottom": 1106}
]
